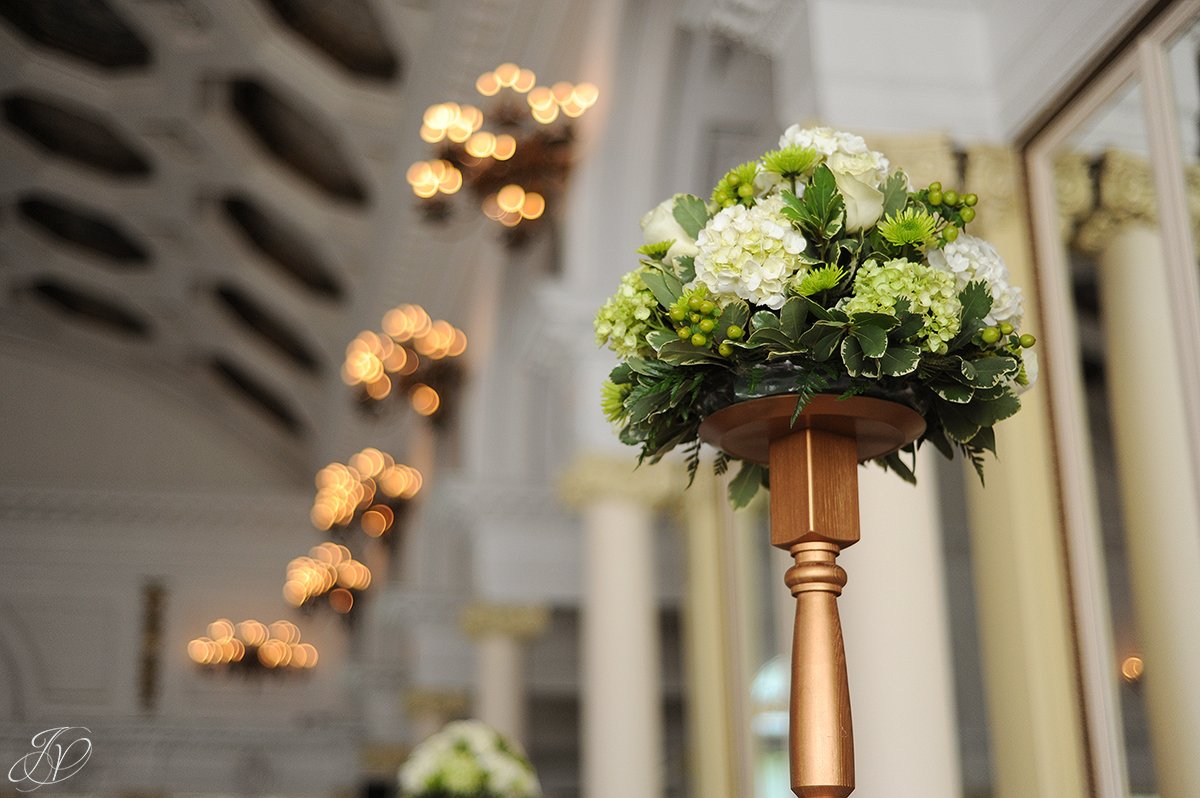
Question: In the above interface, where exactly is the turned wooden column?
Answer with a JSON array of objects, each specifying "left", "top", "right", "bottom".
[{"left": 701, "top": 394, "right": 923, "bottom": 798}]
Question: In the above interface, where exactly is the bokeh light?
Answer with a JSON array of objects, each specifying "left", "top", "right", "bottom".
[{"left": 188, "top": 618, "right": 317, "bottom": 672}]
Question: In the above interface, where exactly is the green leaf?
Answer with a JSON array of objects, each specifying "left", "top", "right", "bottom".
[
  {"left": 656, "top": 341, "right": 727, "bottom": 366},
  {"left": 746, "top": 327, "right": 796, "bottom": 350},
  {"left": 850, "top": 323, "right": 888, "bottom": 358},
  {"left": 640, "top": 269, "right": 683, "bottom": 309},
  {"left": 626, "top": 357, "right": 669, "bottom": 377},
  {"left": 879, "top": 344, "right": 921, "bottom": 376},
  {"left": 799, "top": 165, "right": 845, "bottom": 237},
  {"left": 966, "top": 393, "right": 1021, "bottom": 427},
  {"left": 880, "top": 449, "right": 917, "bottom": 483},
  {"left": 627, "top": 386, "right": 671, "bottom": 424},
  {"left": 841, "top": 335, "right": 866, "bottom": 376},
  {"left": 798, "top": 320, "right": 847, "bottom": 361},
  {"left": 881, "top": 171, "right": 911, "bottom": 218},
  {"left": 672, "top": 194, "right": 709, "bottom": 239},
  {"left": 894, "top": 311, "right": 924, "bottom": 341},
  {"left": 728, "top": 461, "right": 766, "bottom": 509},
  {"left": 780, "top": 297, "right": 809, "bottom": 341},
  {"left": 937, "top": 401, "right": 981, "bottom": 443},
  {"left": 952, "top": 281, "right": 993, "bottom": 346},
  {"left": 675, "top": 255, "right": 696, "bottom": 283},
  {"left": 932, "top": 381, "right": 974, "bottom": 403},
  {"left": 848, "top": 312, "right": 899, "bottom": 332},
  {"left": 925, "top": 424, "right": 955, "bottom": 459},
  {"left": 796, "top": 295, "right": 845, "bottom": 323},
  {"left": 609, "top": 362, "right": 633, "bottom": 384},
  {"left": 971, "top": 425, "right": 997, "bottom": 455},
  {"left": 961, "top": 356, "right": 1019, "bottom": 389},
  {"left": 645, "top": 330, "right": 676, "bottom": 351},
  {"left": 750, "top": 310, "right": 781, "bottom": 331},
  {"left": 717, "top": 300, "right": 749, "bottom": 338}
]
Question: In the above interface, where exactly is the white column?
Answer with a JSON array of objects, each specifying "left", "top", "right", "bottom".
[
  {"left": 561, "top": 454, "right": 677, "bottom": 798},
  {"left": 837, "top": 461, "right": 962, "bottom": 797},
  {"left": 1093, "top": 220, "right": 1200, "bottom": 797},
  {"left": 967, "top": 145, "right": 1091, "bottom": 798},
  {"left": 461, "top": 604, "right": 550, "bottom": 748}
]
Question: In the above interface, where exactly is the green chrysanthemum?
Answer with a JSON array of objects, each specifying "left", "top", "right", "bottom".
[
  {"left": 878, "top": 207, "right": 938, "bottom": 248},
  {"left": 761, "top": 146, "right": 820, "bottom": 179},
  {"left": 793, "top": 264, "right": 845, "bottom": 297},
  {"left": 600, "top": 379, "right": 631, "bottom": 422},
  {"left": 594, "top": 268, "right": 659, "bottom": 357},
  {"left": 711, "top": 161, "right": 762, "bottom": 209},
  {"left": 636, "top": 240, "right": 674, "bottom": 260},
  {"left": 842, "top": 258, "right": 961, "bottom": 353}
]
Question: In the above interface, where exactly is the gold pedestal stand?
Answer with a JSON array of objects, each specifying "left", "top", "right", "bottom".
[{"left": 700, "top": 394, "right": 925, "bottom": 798}]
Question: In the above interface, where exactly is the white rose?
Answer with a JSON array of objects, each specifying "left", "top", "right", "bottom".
[
  {"left": 832, "top": 170, "right": 884, "bottom": 232},
  {"left": 826, "top": 150, "right": 889, "bottom": 188},
  {"left": 640, "top": 195, "right": 699, "bottom": 264}
]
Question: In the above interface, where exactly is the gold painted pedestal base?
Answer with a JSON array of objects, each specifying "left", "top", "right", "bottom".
[{"left": 701, "top": 394, "right": 924, "bottom": 798}]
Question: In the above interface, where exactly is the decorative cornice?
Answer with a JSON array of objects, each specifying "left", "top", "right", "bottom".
[
  {"left": 459, "top": 603, "right": 550, "bottom": 640},
  {"left": 1074, "top": 150, "right": 1156, "bottom": 255},
  {"left": 1053, "top": 152, "right": 1093, "bottom": 239},
  {"left": 558, "top": 453, "right": 682, "bottom": 509}
]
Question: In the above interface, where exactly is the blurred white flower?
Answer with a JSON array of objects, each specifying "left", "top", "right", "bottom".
[
  {"left": 927, "top": 233, "right": 1024, "bottom": 328},
  {"left": 641, "top": 195, "right": 699, "bottom": 265}
]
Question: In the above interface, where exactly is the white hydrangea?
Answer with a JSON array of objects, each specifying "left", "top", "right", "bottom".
[
  {"left": 927, "top": 233, "right": 1024, "bottom": 328},
  {"left": 778, "top": 125, "right": 890, "bottom": 186},
  {"left": 693, "top": 195, "right": 807, "bottom": 309},
  {"left": 398, "top": 720, "right": 541, "bottom": 798}
]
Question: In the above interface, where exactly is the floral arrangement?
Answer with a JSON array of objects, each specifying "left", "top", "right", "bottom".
[
  {"left": 398, "top": 720, "right": 541, "bottom": 798},
  {"left": 595, "top": 126, "right": 1037, "bottom": 506}
]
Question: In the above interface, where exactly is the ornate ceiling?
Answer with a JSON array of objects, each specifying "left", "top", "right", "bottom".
[{"left": 0, "top": 0, "right": 595, "bottom": 476}]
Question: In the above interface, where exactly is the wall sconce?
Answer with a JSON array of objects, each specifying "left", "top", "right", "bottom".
[
  {"left": 188, "top": 618, "right": 317, "bottom": 674},
  {"left": 284, "top": 541, "right": 372, "bottom": 619},
  {"left": 341, "top": 303, "right": 466, "bottom": 427},
  {"left": 311, "top": 447, "right": 421, "bottom": 547},
  {"left": 406, "top": 61, "right": 598, "bottom": 242}
]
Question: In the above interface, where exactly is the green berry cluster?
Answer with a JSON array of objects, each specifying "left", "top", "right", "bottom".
[
  {"left": 921, "top": 181, "right": 978, "bottom": 245},
  {"left": 667, "top": 287, "right": 745, "bottom": 353},
  {"left": 670, "top": 290, "right": 720, "bottom": 347},
  {"left": 978, "top": 321, "right": 1036, "bottom": 350},
  {"left": 711, "top": 161, "right": 761, "bottom": 209}
]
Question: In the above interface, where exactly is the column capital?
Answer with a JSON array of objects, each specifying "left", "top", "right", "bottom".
[
  {"left": 403, "top": 687, "right": 470, "bottom": 718},
  {"left": 460, "top": 603, "right": 551, "bottom": 641},
  {"left": 558, "top": 452, "right": 682, "bottom": 509},
  {"left": 870, "top": 133, "right": 957, "bottom": 189}
]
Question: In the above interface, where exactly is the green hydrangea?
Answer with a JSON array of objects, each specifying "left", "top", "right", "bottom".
[
  {"left": 595, "top": 268, "right": 659, "bottom": 357},
  {"left": 842, "top": 258, "right": 961, "bottom": 353}
]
